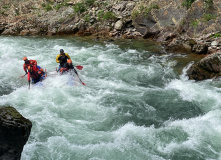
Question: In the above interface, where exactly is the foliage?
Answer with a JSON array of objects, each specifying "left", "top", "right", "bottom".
[
  {"left": 73, "top": 2, "right": 86, "bottom": 13},
  {"left": 97, "top": 10, "right": 104, "bottom": 20},
  {"left": 145, "top": 4, "right": 159, "bottom": 14},
  {"left": 84, "top": 14, "right": 90, "bottom": 22},
  {"left": 204, "top": 0, "right": 213, "bottom": 8},
  {"left": 211, "top": 33, "right": 221, "bottom": 38},
  {"left": 103, "top": 11, "right": 117, "bottom": 21},
  {"left": 85, "top": 0, "right": 95, "bottom": 6},
  {"left": 181, "top": 0, "right": 195, "bottom": 9},
  {"left": 96, "top": 10, "right": 117, "bottom": 22},
  {"left": 102, "top": 2, "right": 108, "bottom": 6},
  {"left": 55, "top": 0, "right": 69, "bottom": 10},
  {"left": 55, "top": 4, "right": 62, "bottom": 10},
  {"left": 191, "top": 19, "right": 199, "bottom": 27},
  {"left": 0, "top": 10, "right": 6, "bottom": 15},
  {"left": 2, "top": 6, "right": 9, "bottom": 9},
  {"left": 45, "top": 3, "right": 53, "bottom": 11},
  {"left": 42, "top": 3, "right": 53, "bottom": 11},
  {"left": 202, "top": 14, "right": 216, "bottom": 21},
  {"left": 191, "top": 19, "right": 199, "bottom": 37},
  {"left": 131, "top": 3, "right": 159, "bottom": 19},
  {"left": 41, "top": 3, "right": 46, "bottom": 7},
  {"left": 131, "top": 10, "right": 139, "bottom": 19},
  {"left": 73, "top": 0, "right": 95, "bottom": 14},
  {"left": 182, "top": 0, "right": 213, "bottom": 9}
]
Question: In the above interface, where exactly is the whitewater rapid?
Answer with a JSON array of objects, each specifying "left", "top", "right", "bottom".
[{"left": 0, "top": 36, "right": 221, "bottom": 160}]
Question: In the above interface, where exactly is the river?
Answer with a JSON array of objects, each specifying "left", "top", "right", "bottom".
[{"left": 0, "top": 36, "right": 221, "bottom": 160}]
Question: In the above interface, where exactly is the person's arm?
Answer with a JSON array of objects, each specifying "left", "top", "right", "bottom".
[
  {"left": 56, "top": 55, "right": 60, "bottom": 63},
  {"left": 23, "top": 64, "right": 27, "bottom": 73},
  {"left": 65, "top": 53, "right": 71, "bottom": 59},
  {"left": 20, "top": 64, "right": 28, "bottom": 78},
  {"left": 33, "top": 60, "right": 37, "bottom": 66}
]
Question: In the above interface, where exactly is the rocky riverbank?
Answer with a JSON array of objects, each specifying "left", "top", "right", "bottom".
[{"left": 0, "top": 0, "right": 220, "bottom": 54}]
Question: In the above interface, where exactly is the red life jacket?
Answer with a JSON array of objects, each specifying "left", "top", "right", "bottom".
[
  {"left": 28, "top": 65, "right": 40, "bottom": 79},
  {"left": 23, "top": 60, "right": 37, "bottom": 72}
]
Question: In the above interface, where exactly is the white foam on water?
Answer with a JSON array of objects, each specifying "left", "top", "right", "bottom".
[
  {"left": 161, "top": 109, "right": 221, "bottom": 156},
  {"left": 166, "top": 79, "right": 221, "bottom": 112},
  {"left": 1, "top": 36, "right": 221, "bottom": 160}
]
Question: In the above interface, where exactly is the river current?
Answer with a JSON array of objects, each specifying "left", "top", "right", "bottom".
[{"left": 0, "top": 36, "right": 221, "bottom": 160}]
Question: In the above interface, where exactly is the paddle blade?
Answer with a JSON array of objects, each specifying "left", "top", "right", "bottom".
[
  {"left": 82, "top": 82, "right": 86, "bottom": 86},
  {"left": 76, "top": 65, "right": 83, "bottom": 70},
  {"left": 20, "top": 73, "right": 27, "bottom": 78}
]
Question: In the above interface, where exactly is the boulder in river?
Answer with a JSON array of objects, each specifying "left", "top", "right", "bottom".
[
  {"left": 187, "top": 52, "right": 221, "bottom": 80},
  {"left": 0, "top": 106, "right": 32, "bottom": 160}
]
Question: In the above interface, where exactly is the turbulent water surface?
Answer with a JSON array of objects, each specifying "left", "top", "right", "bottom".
[{"left": 0, "top": 36, "right": 221, "bottom": 160}]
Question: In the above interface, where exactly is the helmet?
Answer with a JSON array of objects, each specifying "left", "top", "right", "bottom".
[
  {"left": 60, "top": 49, "right": 64, "bottom": 53},
  {"left": 67, "top": 59, "right": 72, "bottom": 64},
  {"left": 23, "top": 57, "right": 27, "bottom": 61}
]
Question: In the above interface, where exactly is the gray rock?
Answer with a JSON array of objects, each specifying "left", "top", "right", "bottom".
[
  {"left": 153, "top": 5, "right": 186, "bottom": 28},
  {"left": 192, "top": 42, "right": 208, "bottom": 54},
  {"left": 114, "top": 20, "right": 123, "bottom": 30},
  {"left": 187, "top": 52, "right": 221, "bottom": 80},
  {"left": 211, "top": 41, "right": 219, "bottom": 46},
  {"left": 0, "top": 106, "right": 32, "bottom": 160}
]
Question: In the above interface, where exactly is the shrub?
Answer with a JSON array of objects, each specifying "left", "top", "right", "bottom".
[
  {"left": 41, "top": 3, "right": 46, "bottom": 8},
  {"left": 84, "top": 14, "right": 90, "bottom": 22},
  {"left": 191, "top": 19, "right": 199, "bottom": 27},
  {"left": 73, "top": 3, "right": 86, "bottom": 13},
  {"left": 97, "top": 10, "right": 104, "bottom": 20},
  {"left": 131, "top": 10, "right": 139, "bottom": 19},
  {"left": 2, "top": 5, "right": 9, "bottom": 9},
  {"left": 85, "top": 0, "right": 95, "bottom": 6},
  {"left": 145, "top": 4, "right": 159, "bottom": 14},
  {"left": 103, "top": 11, "right": 117, "bottom": 21},
  {"left": 42, "top": 3, "right": 53, "bottom": 11},
  {"left": 182, "top": 0, "right": 195, "bottom": 9},
  {"left": 211, "top": 33, "right": 221, "bottom": 38},
  {"left": 202, "top": 14, "right": 216, "bottom": 21},
  {"left": 204, "top": 0, "right": 213, "bottom": 8},
  {"left": 182, "top": 0, "right": 213, "bottom": 9},
  {"left": 55, "top": 4, "right": 61, "bottom": 10},
  {"left": 45, "top": 3, "right": 52, "bottom": 11}
]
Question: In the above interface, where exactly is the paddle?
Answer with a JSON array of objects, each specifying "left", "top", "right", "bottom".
[
  {"left": 56, "top": 65, "right": 83, "bottom": 72},
  {"left": 75, "top": 65, "right": 83, "bottom": 70},
  {"left": 27, "top": 72, "right": 30, "bottom": 89},
  {"left": 73, "top": 68, "right": 85, "bottom": 86},
  {"left": 20, "top": 72, "right": 27, "bottom": 78}
]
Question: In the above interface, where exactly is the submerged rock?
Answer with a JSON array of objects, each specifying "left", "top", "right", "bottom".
[
  {"left": 187, "top": 52, "right": 221, "bottom": 80},
  {"left": 0, "top": 106, "right": 32, "bottom": 160}
]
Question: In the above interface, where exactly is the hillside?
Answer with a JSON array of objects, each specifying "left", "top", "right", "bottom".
[{"left": 0, "top": 0, "right": 220, "bottom": 54}]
